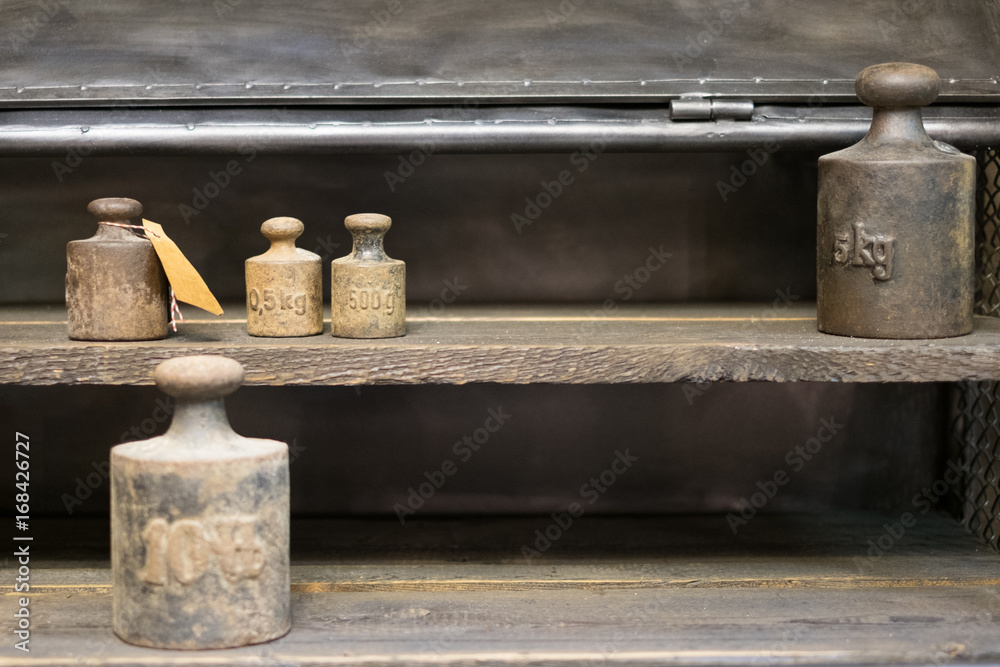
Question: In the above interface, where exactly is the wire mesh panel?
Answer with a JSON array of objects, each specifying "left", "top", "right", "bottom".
[
  {"left": 953, "top": 381, "right": 1000, "bottom": 551},
  {"left": 975, "top": 148, "right": 1000, "bottom": 316},
  {"left": 953, "top": 148, "right": 1000, "bottom": 551}
]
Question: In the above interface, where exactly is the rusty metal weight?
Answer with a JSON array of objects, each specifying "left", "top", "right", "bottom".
[
  {"left": 66, "top": 198, "right": 169, "bottom": 341},
  {"left": 111, "top": 355, "right": 290, "bottom": 649},
  {"left": 817, "top": 63, "right": 975, "bottom": 339}
]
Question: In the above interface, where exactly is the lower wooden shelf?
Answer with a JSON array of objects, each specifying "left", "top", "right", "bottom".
[
  {"left": 4, "top": 303, "right": 1000, "bottom": 384},
  {"left": 4, "top": 513, "right": 1000, "bottom": 665}
]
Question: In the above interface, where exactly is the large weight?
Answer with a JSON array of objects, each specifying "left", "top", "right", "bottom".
[
  {"left": 817, "top": 63, "right": 975, "bottom": 339},
  {"left": 111, "top": 355, "right": 290, "bottom": 649}
]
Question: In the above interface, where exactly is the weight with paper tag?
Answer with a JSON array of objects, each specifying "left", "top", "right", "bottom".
[
  {"left": 66, "top": 198, "right": 169, "bottom": 340},
  {"left": 111, "top": 355, "right": 290, "bottom": 649},
  {"left": 817, "top": 63, "right": 975, "bottom": 339}
]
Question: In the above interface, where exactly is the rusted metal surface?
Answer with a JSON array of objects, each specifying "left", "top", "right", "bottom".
[
  {"left": 65, "top": 198, "right": 168, "bottom": 341},
  {"left": 817, "top": 63, "right": 976, "bottom": 339},
  {"left": 3, "top": 0, "right": 999, "bottom": 107},
  {"left": 245, "top": 217, "right": 322, "bottom": 337},
  {"left": 331, "top": 213, "right": 406, "bottom": 338},
  {"left": 111, "top": 355, "right": 290, "bottom": 649}
]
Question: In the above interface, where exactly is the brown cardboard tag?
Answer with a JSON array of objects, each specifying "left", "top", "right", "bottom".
[{"left": 143, "top": 219, "right": 223, "bottom": 316}]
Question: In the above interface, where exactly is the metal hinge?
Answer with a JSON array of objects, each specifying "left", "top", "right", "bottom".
[{"left": 670, "top": 96, "right": 754, "bottom": 121}]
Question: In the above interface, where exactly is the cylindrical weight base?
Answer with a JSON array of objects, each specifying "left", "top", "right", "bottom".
[
  {"left": 331, "top": 260, "right": 406, "bottom": 338},
  {"left": 246, "top": 259, "right": 323, "bottom": 337},
  {"left": 66, "top": 239, "right": 169, "bottom": 341},
  {"left": 817, "top": 155, "right": 975, "bottom": 339},
  {"left": 111, "top": 443, "right": 289, "bottom": 649}
]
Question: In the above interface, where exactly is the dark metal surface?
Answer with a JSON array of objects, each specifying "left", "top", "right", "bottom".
[
  {"left": 953, "top": 381, "right": 1000, "bottom": 553},
  {"left": 1, "top": 105, "right": 999, "bottom": 156},
  {"left": 4, "top": 382, "right": 945, "bottom": 517},
  {"left": 0, "top": 151, "right": 819, "bottom": 305},
  {"left": 1, "top": 0, "right": 997, "bottom": 107},
  {"left": 817, "top": 64, "right": 975, "bottom": 339},
  {"left": 670, "top": 97, "right": 754, "bottom": 120},
  {"left": 65, "top": 198, "right": 169, "bottom": 340}
]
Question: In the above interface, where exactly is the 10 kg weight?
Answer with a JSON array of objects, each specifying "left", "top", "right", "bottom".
[{"left": 139, "top": 515, "right": 265, "bottom": 587}]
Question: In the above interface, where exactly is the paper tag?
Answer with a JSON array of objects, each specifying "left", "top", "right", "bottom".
[{"left": 143, "top": 219, "right": 223, "bottom": 316}]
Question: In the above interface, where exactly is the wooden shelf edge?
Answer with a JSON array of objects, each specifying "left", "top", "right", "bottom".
[{"left": 3, "top": 303, "right": 1000, "bottom": 385}]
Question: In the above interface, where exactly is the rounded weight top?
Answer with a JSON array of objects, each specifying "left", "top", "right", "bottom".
[
  {"left": 88, "top": 197, "right": 144, "bottom": 222},
  {"left": 154, "top": 355, "right": 245, "bottom": 401},
  {"left": 855, "top": 62, "right": 940, "bottom": 109},
  {"left": 261, "top": 217, "right": 304, "bottom": 243},
  {"left": 345, "top": 213, "right": 391, "bottom": 236}
]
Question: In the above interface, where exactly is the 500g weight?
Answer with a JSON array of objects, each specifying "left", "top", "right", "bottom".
[
  {"left": 331, "top": 213, "right": 406, "bottom": 338},
  {"left": 347, "top": 288, "right": 396, "bottom": 314}
]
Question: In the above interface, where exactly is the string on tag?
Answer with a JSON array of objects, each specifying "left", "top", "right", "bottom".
[
  {"left": 169, "top": 288, "right": 184, "bottom": 332},
  {"left": 100, "top": 221, "right": 185, "bottom": 331},
  {"left": 99, "top": 221, "right": 161, "bottom": 238}
]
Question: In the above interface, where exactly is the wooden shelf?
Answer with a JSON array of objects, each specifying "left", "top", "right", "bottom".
[
  {"left": 4, "top": 303, "right": 1000, "bottom": 385},
  {"left": 6, "top": 513, "right": 1000, "bottom": 666}
]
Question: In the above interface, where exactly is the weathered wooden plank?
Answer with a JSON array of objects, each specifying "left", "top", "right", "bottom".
[
  {"left": 20, "top": 513, "right": 1000, "bottom": 585},
  {"left": 3, "top": 514, "right": 1000, "bottom": 666},
  {"left": 3, "top": 304, "right": 1000, "bottom": 385},
  {"left": 6, "top": 586, "right": 1000, "bottom": 666}
]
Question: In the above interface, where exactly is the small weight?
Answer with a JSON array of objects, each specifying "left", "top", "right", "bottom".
[
  {"left": 331, "top": 213, "right": 406, "bottom": 338},
  {"left": 245, "top": 217, "right": 323, "bottom": 337},
  {"left": 65, "top": 198, "right": 169, "bottom": 341}
]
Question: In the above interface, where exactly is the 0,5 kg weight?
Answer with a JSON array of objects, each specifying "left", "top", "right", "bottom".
[
  {"left": 244, "top": 217, "right": 322, "bottom": 337},
  {"left": 248, "top": 288, "right": 307, "bottom": 316}
]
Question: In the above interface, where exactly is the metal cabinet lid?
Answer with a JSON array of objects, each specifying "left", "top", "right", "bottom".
[{"left": 2, "top": 0, "right": 998, "bottom": 107}]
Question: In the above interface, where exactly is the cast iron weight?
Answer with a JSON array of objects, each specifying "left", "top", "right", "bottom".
[
  {"left": 817, "top": 62, "right": 975, "bottom": 339},
  {"left": 111, "top": 355, "right": 290, "bottom": 649},
  {"left": 245, "top": 217, "right": 323, "bottom": 337},
  {"left": 66, "top": 197, "right": 169, "bottom": 340},
  {"left": 331, "top": 213, "right": 406, "bottom": 338}
]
